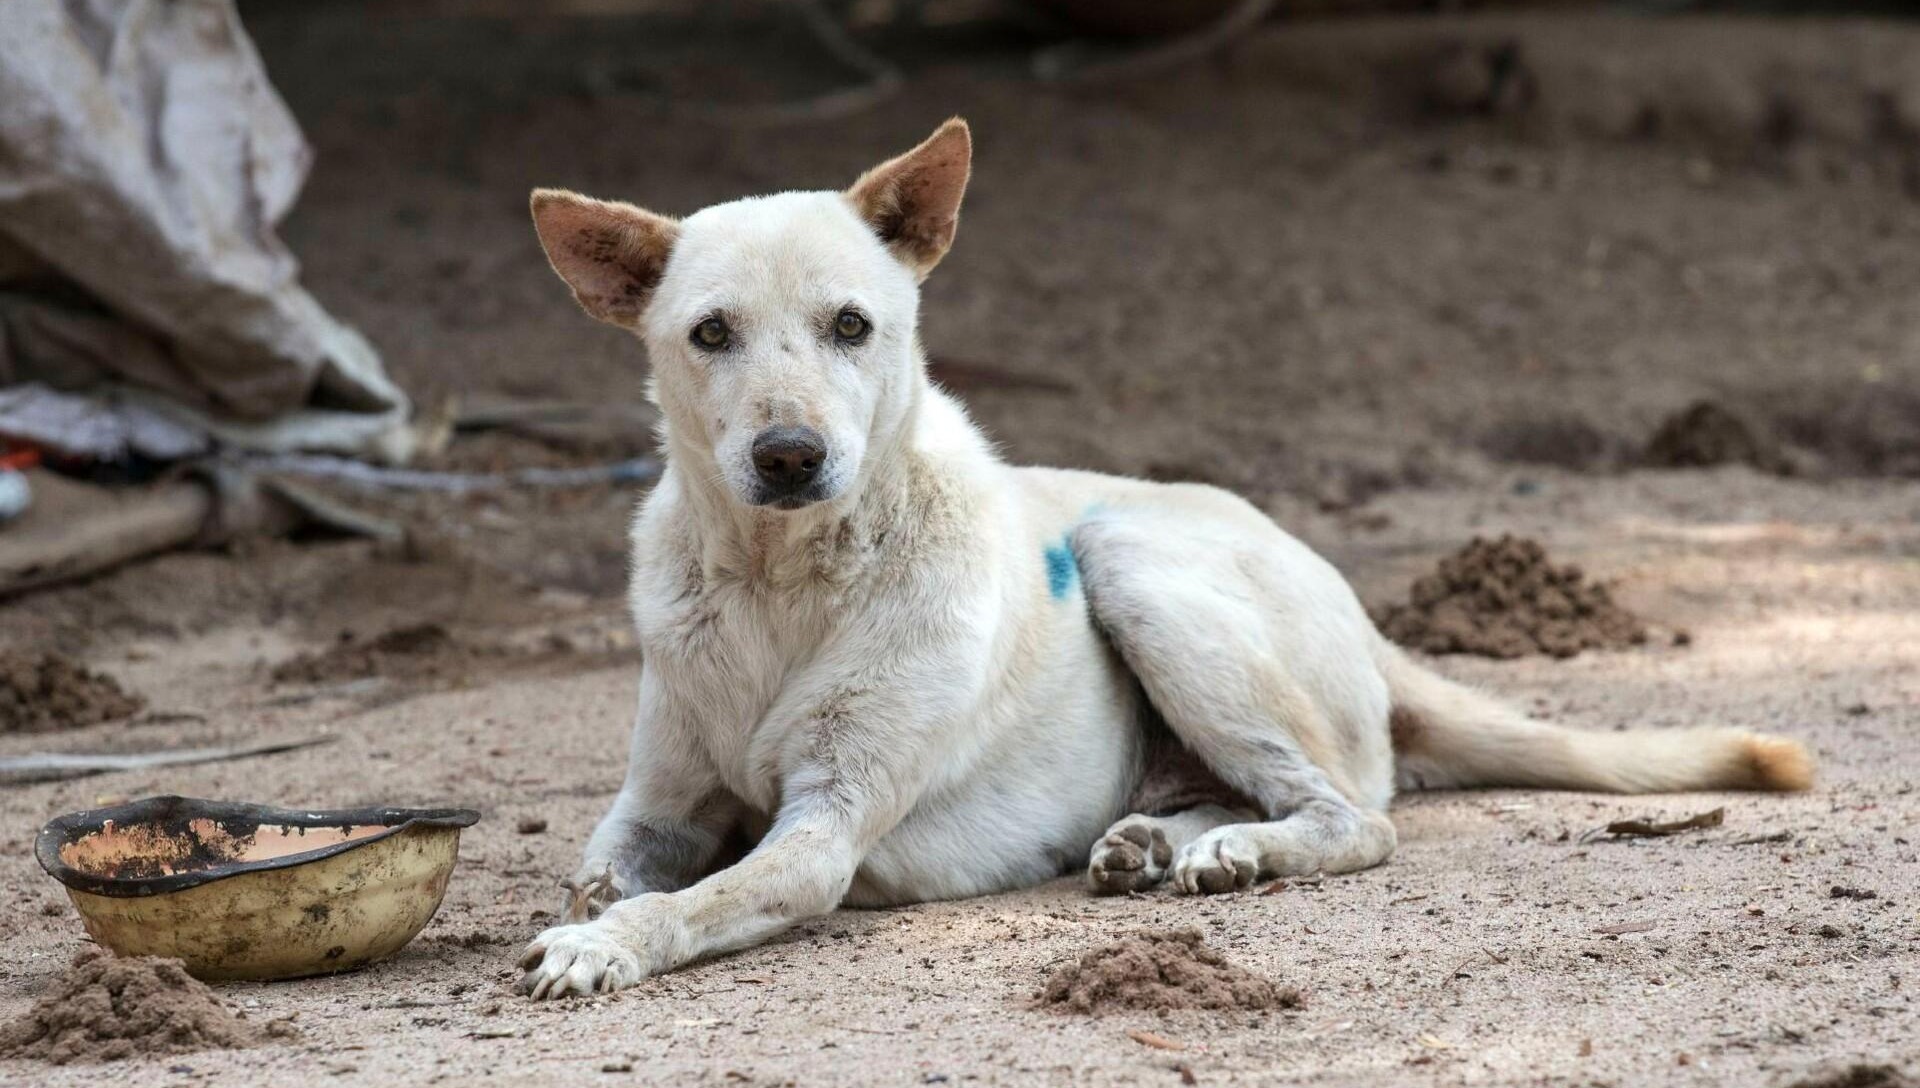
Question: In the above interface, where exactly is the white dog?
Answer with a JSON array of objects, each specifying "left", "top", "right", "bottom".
[{"left": 515, "top": 119, "right": 1812, "bottom": 998}]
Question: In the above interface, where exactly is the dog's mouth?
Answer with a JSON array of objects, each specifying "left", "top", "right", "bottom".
[{"left": 747, "top": 480, "right": 835, "bottom": 511}]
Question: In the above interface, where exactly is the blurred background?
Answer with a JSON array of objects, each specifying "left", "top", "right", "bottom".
[
  {"left": 2, "top": 0, "right": 1917, "bottom": 665},
  {"left": 4, "top": 8, "right": 1919, "bottom": 1080}
]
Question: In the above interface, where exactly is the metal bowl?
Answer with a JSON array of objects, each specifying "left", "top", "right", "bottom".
[{"left": 36, "top": 796, "right": 480, "bottom": 981}]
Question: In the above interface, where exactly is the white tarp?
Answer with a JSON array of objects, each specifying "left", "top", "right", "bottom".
[{"left": 0, "top": 0, "right": 412, "bottom": 461}]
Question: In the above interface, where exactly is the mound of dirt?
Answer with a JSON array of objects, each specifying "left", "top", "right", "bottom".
[
  {"left": 1375, "top": 535, "right": 1648, "bottom": 659},
  {"left": 0, "top": 948, "right": 277, "bottom": 1065},
  {"left": 0, "top": 652, "right": 144, "bottom": 734},
  {"left": 1480, "top": 412, "right": 1613, "bottom": 471},
  {"left": 1787, "top": 1065, "right": 1917, "bottom": 1088},
  {"left": 1768, "top": 384, "right": 1920, "bottom": 479},
  {"left": 1645, "top": 400, "right": 1787, "bottom": 474},
  {"left": 1039, "top": 928, "right": 1299, "bottom": 1014},
  {"left": 271, "top": 623, "right": 490, "bottom": 686}
]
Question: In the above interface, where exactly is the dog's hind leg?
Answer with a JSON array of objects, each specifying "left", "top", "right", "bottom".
[
  {"left": 1074, "top": 497, "right": 1399, "bottom": 893},
  {"left": 1169, "top": 804, "right": 1397, "bottom": 894}
]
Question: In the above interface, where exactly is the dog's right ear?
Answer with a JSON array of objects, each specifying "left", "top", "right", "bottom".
[{"left": 530, "top": 189, "right": 679, "bottom": 327}]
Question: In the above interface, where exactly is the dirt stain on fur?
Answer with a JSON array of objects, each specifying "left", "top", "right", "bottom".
[
  {"left": 1375, "top": 535, "right": 1648, "bottom": 659},
  {"left": 1039, "top": 928, "right": 1299, "bottom": 1014},
  {"left": 0, "top": 948, "right": 291, "bottom": 1065},
  {"left": 0, "top": 651, "right": 144, "bottom": 734}
]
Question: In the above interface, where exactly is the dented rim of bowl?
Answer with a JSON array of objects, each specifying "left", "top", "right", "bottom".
[{"left": 36, "top": 795, "right": 481, "bottom": 898}]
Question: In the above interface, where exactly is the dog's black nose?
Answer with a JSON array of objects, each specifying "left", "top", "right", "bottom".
[{"left": 751, "top": 426, "right": 828, "bottom": 492}]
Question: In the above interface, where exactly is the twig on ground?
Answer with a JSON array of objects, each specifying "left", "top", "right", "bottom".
[
  {"left": 252, "top": 454, "right": 661, "bottom": 494},
  {"left": 1592, "top": 920, "right": 1658, "bottom": 935},
  {"left": 1581, "top": 806, "right": 1724, "bottom": 843},
  {"left": 1128, "top": 1029, "right": 1187, "bottom": 1051},
  {"left": 654, "top": 0, "right": 903, "bottom": 127},
  {"left": 1033, "top": 0, "right": 1278, "bottom": 84},
  {"left": 1442, "top": 952, "right": 1480, "bottom": 985},
  {"left": 1260, "top": 871, "right": 1325, "bottom": 895},
  {"left": 0, "top": 736, "right": 333, "bottom": 784}
]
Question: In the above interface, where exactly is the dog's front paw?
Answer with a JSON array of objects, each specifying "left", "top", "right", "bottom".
[
  {"left": 516, "top": 894, "right": 683, "bottom": 999},
  {"left": 517, "top": 922, "right": 644, "bottom": 999},
  {"left": 1170, "top": 827, "right": 1259, "bottom": 895}
]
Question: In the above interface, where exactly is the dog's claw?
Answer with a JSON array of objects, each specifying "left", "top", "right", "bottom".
[
  {"left": 560, "top": 862, "right": 616, "bottom": 925},
  {"left": 517, "top": 941, "right": 546, "bottom": 971}
]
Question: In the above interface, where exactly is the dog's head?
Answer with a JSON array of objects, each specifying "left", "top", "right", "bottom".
[{"left": 530, "top": 119, "right": 971, "bottom": 511}]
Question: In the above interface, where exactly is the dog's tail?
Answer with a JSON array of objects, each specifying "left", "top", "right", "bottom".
[{"left": 1375, "top": 639, "right": 1813, "bottom": 793}]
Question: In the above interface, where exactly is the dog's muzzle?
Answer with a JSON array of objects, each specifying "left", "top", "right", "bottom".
[{"left": 749, "top": 426, "right": 830, "bottom": 508}]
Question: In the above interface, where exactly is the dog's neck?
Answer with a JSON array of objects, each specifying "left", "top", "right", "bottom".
[{"left": 662, "top": 366, "right": 933, "bottom": 592}]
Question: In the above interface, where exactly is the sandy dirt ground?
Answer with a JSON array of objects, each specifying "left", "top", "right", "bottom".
[{"left": 3, "top": 5, "right": 1919, "bottom": 1085}]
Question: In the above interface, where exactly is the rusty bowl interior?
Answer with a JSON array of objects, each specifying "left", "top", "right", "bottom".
[{"left": 36, "top": 796, "right": 480, "bottom": 981}]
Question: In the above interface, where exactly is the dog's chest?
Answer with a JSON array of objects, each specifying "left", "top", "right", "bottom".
[{"left": 636, "top": 562, "right": 844, "bottom": 811}]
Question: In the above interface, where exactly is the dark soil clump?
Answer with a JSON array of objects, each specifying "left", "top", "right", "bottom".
[
  {"left": 1786, "top": 1065, "right": 1917, "bottom": 1088},
  {"left": 0, "top": 652, "right": 144, "bottom": 734},
  {"left": 1039, "top": 928, "right": 1299, "bottom": 1014},
  {"left": 271, "top": 623, "right": 488, "bottom": 686},
  {"left": 1481, "top": 413, "right": 1613, "bottom": 470},
  {"left": 0, "top": 948, "right": 275, "bottom": 1064},
  {"left": 1645, "top": 400, "right": 1787, "bottom": 473},
  {"left": 1376, "top": 536, "right": 1648, "bottom": 659},
  {"left": 1768, "top": 385, "right": 1920, "bottom": 478}
]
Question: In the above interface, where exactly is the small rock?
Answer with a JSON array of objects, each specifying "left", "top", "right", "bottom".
[{"left": 516, "top": 817, "right": 548, "bottom": 835}]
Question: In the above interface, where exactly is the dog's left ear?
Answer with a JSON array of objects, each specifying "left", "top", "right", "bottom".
[{"left": 846, "top": 118, "right": 971, "bottom": 280}]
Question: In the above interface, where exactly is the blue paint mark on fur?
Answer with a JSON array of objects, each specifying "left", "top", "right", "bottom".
[{"left": 1044, "top": 535, "right": 1078, "bottom": 600}]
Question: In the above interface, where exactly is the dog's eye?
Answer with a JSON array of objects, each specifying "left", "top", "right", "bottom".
[
  {"left": 833, "top": 310, "right": 869, "bottom": 343},
  {"left": 691, "top": 317, "right": 730, "bottom": 350}
]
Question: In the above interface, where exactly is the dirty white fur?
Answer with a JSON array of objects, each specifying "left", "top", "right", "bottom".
[{"left": 514, "top": 121, "right": 1812, "bottom": 998}]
